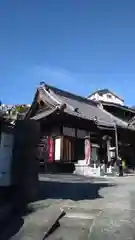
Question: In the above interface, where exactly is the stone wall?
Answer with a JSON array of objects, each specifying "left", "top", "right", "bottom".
[{"left": 11, "top": 120, "right": 40, "bottom": 208}]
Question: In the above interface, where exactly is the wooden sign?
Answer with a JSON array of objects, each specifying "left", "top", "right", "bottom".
[
  {"left": 63, "top": 126, "right": 75, "bottom": 137},
  {"left": 77, "top": 129, "right": 90, "bottom": 139}
]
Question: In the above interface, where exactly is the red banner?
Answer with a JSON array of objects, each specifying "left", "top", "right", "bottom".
[{"left": 48, "top": 137, "right": 54, "bottom": 162}]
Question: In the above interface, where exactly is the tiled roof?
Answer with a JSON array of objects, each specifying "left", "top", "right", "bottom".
[
  {"left": 101, "top": 101, "right": 135, "bottom": 114},
  {"left": 35, "top": 83, "right": 134, "bottom": 130},
  {"left": 31, "top": 108, "right": 56, "bottom": 120}
]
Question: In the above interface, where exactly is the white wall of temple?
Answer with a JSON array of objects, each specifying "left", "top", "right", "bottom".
[{"left": 88, "top": 93, "right": 124, "bottom": 105}]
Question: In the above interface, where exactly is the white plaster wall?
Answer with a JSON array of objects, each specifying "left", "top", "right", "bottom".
[{"left": 89, "top": 93, "right": 124, "bottom": 105}]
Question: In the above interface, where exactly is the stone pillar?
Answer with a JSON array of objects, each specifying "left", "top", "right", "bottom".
[
  {"left": 11, "top": 120, "right": 40, "bottom": 211},
  {"left": 107, "top": 139, "right": 111, "bottom": 163}
]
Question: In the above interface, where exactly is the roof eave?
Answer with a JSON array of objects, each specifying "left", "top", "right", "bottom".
[{"left": 102, "top": 102, "right": 135, "bottom": 113}]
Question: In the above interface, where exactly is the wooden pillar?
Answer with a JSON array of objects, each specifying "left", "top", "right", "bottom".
[
  {"left": 102, "top": 135, "right": 109, "bottom": 173},
  {"left": 114, "top": 125, "right": 118, "bottom": 160},
  {"left": 107, "top": 139, "right": 111, "bottom": 163},
  {"left": 60, "top": 136, "right": 64, "bottom": 161}
]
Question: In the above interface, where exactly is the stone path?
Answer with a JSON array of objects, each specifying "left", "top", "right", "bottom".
[{"left": 2, "top": 174, "right": 135, "bottom": 239}]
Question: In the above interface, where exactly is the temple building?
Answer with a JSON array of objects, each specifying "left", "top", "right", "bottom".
[{"left": 25, "top": 83, "right": 135, "bottom": 176}]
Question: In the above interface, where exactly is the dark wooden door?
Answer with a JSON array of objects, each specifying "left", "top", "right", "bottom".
[{"left": 63, "top": 137, "right": 75, "bottom": 162}]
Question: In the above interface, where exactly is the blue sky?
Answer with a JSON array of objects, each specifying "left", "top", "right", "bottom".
[{"left": 0, "top": 0, "right": 135, "bottom": 105}]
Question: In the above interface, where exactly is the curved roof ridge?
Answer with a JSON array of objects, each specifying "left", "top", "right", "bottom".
[
  {"left": 43, "top": 83, "right": 98, "bottom": 107},
  {"left": 41, "top": 85, "right": 75, "bottom": 112}
]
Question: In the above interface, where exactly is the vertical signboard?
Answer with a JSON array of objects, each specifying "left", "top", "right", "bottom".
[
  {"left": 48, "top": 137, "right": 54, "bottom": 162},
  {"left": 84, "top": 138, "right": 91, "bottom": 165}
]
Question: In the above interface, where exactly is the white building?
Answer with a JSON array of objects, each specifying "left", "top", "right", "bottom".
[{"left": 87, "top": 89, "right": 124, "bottom": 106}]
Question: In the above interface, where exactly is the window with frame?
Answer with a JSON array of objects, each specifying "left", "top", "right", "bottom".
[{"left": 106, "top": 94, "right": 112, "bottom": 99}]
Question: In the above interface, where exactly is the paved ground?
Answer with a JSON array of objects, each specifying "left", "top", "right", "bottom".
[{"left": 1, "top": 174, "right": 135, "bottom": 239}]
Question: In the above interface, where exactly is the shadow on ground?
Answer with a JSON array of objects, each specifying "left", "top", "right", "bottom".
[
  {"left": 0, "top": 175, "right": 115, "bottom": 239},
  {"left": 0, "top": 207, "right": 33, "bottom": 240},
  {"left": 38, "top": 178, "right": 115, "bottom": 201}
]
